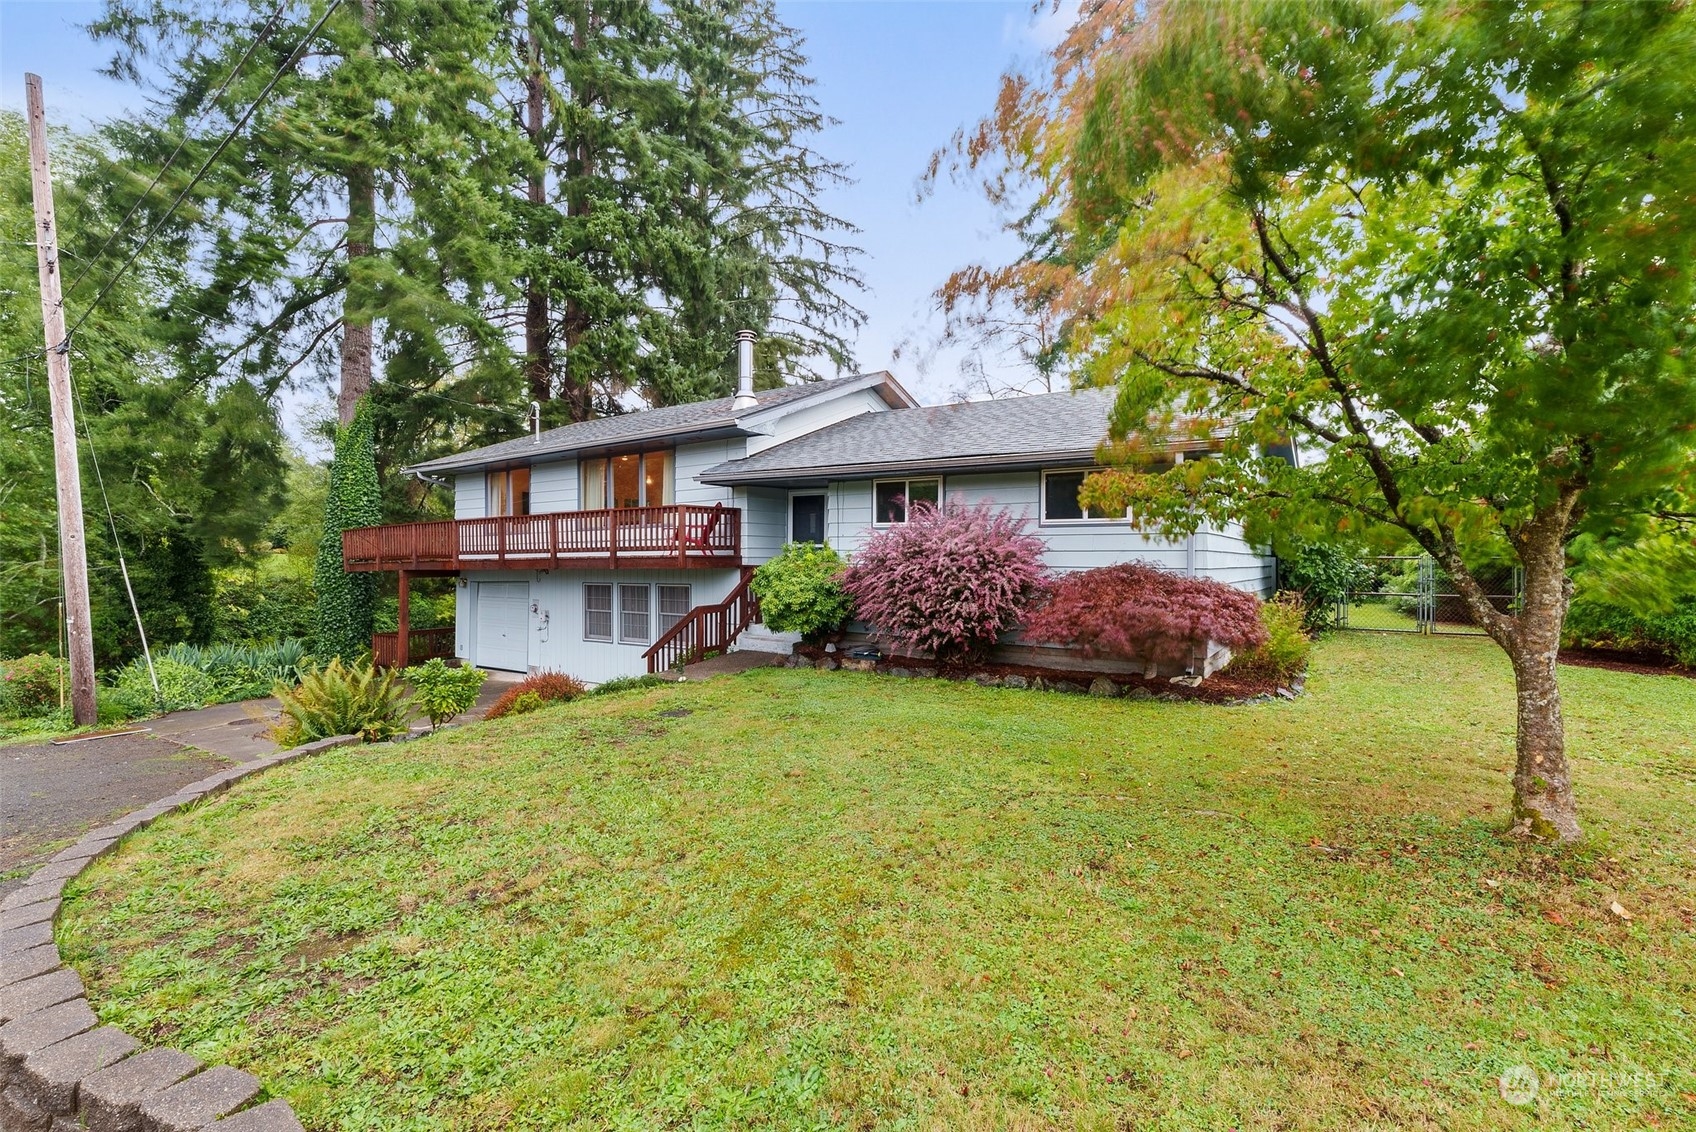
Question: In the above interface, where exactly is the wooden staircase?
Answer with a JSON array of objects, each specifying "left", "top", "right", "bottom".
[{"left": 642, "top": 567, "right": 761, "bottom": 674}]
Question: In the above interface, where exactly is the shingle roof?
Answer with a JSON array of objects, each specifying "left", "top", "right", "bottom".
[
  {"left": 407, "top": 372, "right": 909, "bottom": 476},
  {"left": 700, "top": 386, "right": 1131, "bottom": 485}
]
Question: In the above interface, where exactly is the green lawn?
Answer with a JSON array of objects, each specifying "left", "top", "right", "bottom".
[{"left": 59, "top": 634, "right": 1696, "bottom": 1131}]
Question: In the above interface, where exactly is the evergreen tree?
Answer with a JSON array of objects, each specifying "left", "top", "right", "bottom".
[
  {"left": 314, "top": 398, "right": 382, "bottom": 660},
  {"left": 0, "top": 113, "right": 286, "bottom": 666},
  {"left": 90, "top": 0, "right": 525, "bottom": 423}
]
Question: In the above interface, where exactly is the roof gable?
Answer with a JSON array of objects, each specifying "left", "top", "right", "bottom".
[{"left": 407, "top": 371, "right": 914, "bottom": 476}]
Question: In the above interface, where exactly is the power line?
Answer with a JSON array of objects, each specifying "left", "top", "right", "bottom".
[
  {"left": 64, "top": 1, "right": 290, "bottom": 299},
  {"left": 60, "top": 0, "right": 344, "bottom": 347}
]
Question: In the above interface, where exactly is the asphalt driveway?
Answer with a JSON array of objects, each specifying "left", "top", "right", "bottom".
[{"left": 0, "top": 699, "right": 281, "bottom": 897}]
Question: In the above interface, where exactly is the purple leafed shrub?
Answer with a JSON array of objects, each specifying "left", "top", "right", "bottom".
[
  {"left": 843, "top": 501, "right": 1047, "bottom": 664},
  {"left": 1022, "top": 563, "right": 1269, "bottom": 667}
]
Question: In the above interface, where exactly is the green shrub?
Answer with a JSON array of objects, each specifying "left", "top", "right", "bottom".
[
  {"left": 1564, "top": 595, "right": 1696, "bottom": 668},
  {"left": 273, "top": 658, "right": 413, "bottom": 746},
  {"left": 113, "top": 639, "right": 313, "bottom": 711},
  {"left": 1, "top": 653, "right": 65, "bottom": 717},
  {"left": 1228, "top": 595, "right": 1313, "bottom": 682},
  {"left": 588, "top": 674, "right": 668, "bottom": 696},
  {"left": 212, "top": 556, "right": 318, "bottom": 646},
  {"left": 750, "top": 542, "right": 854, "bottom": 642},
  {"left": 1276, "top": 542, "right": 1369, "bottom": 631},
  {"left": 485, "top": 671, "right": 587, "bottom": 719},
  {"left": 404, "top": 658, "right": 488, "bottom": 730},
  {"left": 112, "top": 656, "right": 217, "bottom": 714},
  {"left": 506, "top": 691, "right": 545, "bottom": 716}
]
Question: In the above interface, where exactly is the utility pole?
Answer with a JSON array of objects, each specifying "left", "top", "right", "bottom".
[{"left": 26, "top": 73, "right": 97, "bottom": 726}]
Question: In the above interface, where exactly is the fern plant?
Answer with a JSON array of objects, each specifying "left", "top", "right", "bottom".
[{"left": 273, "top": 658, "right": 413, "bottom": 746}]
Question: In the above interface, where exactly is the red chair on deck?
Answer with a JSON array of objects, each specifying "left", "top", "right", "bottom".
[{"left": 684, "top": 502, "right": 725, "bottom": 550}]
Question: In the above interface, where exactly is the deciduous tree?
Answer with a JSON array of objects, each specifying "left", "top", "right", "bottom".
[{"left": 939, "top": 0, "right": 1696, "bottom": 839}]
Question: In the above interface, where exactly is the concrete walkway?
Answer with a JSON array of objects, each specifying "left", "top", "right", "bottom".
[{"left": 666, "top": 650, "right": 787, "bottom": 682}]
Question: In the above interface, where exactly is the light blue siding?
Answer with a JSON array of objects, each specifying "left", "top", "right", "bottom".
[
  {"left": 740, "top": 486, "right": 790, "bottom": 562},
  {"left": 746, "top": 387, "right": 887, "bottom": 454},
  {"left": 459, "top": 567, "right": 742, "bottom": 683},
  {"left": 530, "top": 459, "right": 578, "bottom": 513},
  {"left": 816, "top": 470, "right": 1268, "bottom": 590},
  {"left": 674, "top": 440, "right": 741, "bottom": 506},
  {"left": 454, "top": 474, "right": 484, "bottom": 519}
]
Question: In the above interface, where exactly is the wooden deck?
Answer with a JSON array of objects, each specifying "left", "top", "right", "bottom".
[{"left": 342, "top": 504, "right": 741, "bottom": 573}]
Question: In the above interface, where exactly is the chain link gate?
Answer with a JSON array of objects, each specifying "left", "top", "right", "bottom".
[{"left": 1338, "top": 554, "right": 1521, "bottom": 635}]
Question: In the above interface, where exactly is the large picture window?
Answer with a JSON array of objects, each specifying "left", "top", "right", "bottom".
[
  {"left": 581, "top": 451, "right": 673, "bottom": 510},
  {"left": 618, "top": 583, "right": 651, "bottom": 644},
  {"left": 584, "top": 584, "right": 613, "bottom": 641},
  {"left": 873, "top": 478, "right": 940, "bottom": 525}
]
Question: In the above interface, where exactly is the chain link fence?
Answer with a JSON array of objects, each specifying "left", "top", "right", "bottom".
[{"left": 1338, "top": 555, "right": 1520, "bottom": 635}]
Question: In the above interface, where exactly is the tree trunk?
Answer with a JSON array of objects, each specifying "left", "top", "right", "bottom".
[
  {"left": 1434, "top": 502, "right": 1582, "bottom": 842},
  {"left": 1504, "top": 521, "right": 1581, "bottom": 841},
  {"left": 523, "top": 15, "right": 552, "bottom": 406},
  {"left": 337, "top": 160, "right": 375, "bottom": 426},
  {"left": 558, "top": 4, "right": 596, "bottom": 424},
  {"left": 337, "top": 0, "right": 378, "bottom": 427}
]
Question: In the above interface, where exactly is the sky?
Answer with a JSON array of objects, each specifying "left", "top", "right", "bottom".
[{"left": 0, "top": 0, "right": 1064, "bottom": 445}]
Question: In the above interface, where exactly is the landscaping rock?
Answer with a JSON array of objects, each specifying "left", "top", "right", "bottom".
[
  {"left": 971, "top": 674, "right": 1001, "bottom": 687},
  {"left": 814, "top": 657, "right": 839, "bottom": 671},
  {"left": 841, "top": 659, "right": 876, "bottom": 672},
  {"left": 1, "top": 922, "right": 55, "bottom": 956},
  {"left": 886, "top": 667, "right": 915, "bottom": 678},
  {"left": 1002, "top": 675, "right": 1028, "bottom": 689},
  {"left": 15, "top": 1027, "right": 139, "bottom": 1116},
  {"left": 1122, "top": 686, "right": 1154, "bottom": 701},
  {"left": 137, "top": 1065, "right": 260, "bottom": 1131},
  {"left": 78, "top": 1048, "right": 201, "bottom": 1132},
  {"left": 0, "top": 947, "right": 61, "bottom": 990},
  {"left": 1049, "top": 680, "right": 1085, "bottom": 694},
  {"left": 1276, "top": 686, "right": 1298, "bottom": 700},
  {"left": 915, "top": 667, "right": 937, "bottom": 678},
  {"left": 0, "top": 1000, "right": 97, "bottom": 1071},
  {"left": 1088, "top": 677, "right": 1119, "bottom": 698},
  {"left": 1, "top": 1083, "right": 49, "bottom": 1132},
  {"left": 0, "top": 901, "right": 58, "bottom": 932},
  {"left": 0, "top": 969, "right": 84, "bottom": 1027},
  {"left": 1169, "top": 674, "right": 1204, "bottom": 688},
  {"left": 207, "top": 1099, "right": 306, "bottom": 1132},
  {"left": 47, "top": 839, "right": 116, "bottom": 866}
]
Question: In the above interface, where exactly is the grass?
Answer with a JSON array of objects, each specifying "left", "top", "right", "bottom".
[{"left": 58, "top": 634, "right": 1696, "bottom": 1131}]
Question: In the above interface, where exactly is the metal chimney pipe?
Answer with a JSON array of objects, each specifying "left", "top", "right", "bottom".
[{"left": 732, "top": 330, "right": 757, "bottom": 410}]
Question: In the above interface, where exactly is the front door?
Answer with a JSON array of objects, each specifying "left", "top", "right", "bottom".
[
  {"left": 474, "top": 582, "right": 531, "bottom": 672},
  {"left": 791, "top": 494, "right": 826, "bottom": 545}
]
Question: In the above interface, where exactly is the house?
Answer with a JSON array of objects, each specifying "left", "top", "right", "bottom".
[{"left": 344, "top": 336, "right": 1275, "bottom": 680}]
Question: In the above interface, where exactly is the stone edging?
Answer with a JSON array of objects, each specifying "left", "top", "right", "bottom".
[{"left": 0, "top": 734, "right": 364, "bottom": 1132}]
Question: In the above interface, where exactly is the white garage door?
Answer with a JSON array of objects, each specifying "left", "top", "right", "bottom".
[{"left": 475, "top": 582, "right": 531, "bottom": 672}]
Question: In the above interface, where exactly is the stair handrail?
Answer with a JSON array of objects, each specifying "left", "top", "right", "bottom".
[{"left": 643, "top": 567, "right": 760, "bottom": 673}]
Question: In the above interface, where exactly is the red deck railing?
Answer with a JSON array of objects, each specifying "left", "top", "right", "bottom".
[
  {"left": 372, "top": 626, "right": 456, "bottom": 668},
  {"left": 643, "top": 567, "right": 761, "bottom": 673},
  {"left": 342, "top": 504, "right": 740, "bottom": 573}
]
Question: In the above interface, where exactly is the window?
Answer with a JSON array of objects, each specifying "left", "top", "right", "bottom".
[
  {"left": 584, "top": 584, "right": 613, "bottom": 641},
  {"left": 658, "top": 585, "right": 692, "bottom": 634},
  {"left": 791, "top": 494, "right": 826, "bottom": 544},
  {"left": 618, "top": 583, "right": 651, "bottom": 644},
  {"left": 1040, "top": 467, "right": 1168, "bottom": 523},
  {"left": 582, "top": 451, "right": 672, "bottom": 511},
  {"left": 873, "top": 478, "right": 940, "bottom": 525},
  {"left": 487, "top": 467, "right": 531, "bottom": 516}
]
